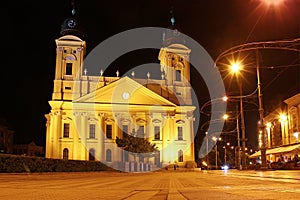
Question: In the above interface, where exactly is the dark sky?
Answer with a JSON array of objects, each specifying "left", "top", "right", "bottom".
[{"left": 1, "top": 0, "right": 299, "bottom": 151}]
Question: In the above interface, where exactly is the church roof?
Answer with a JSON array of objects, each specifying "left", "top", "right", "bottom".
[{"left": 73, "top": 76, "right": 179, "bottom": 108}]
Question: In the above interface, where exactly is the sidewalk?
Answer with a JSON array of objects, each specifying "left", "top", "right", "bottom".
[{"left": 207, "top": 169, "right": 300, "bottom": 181}]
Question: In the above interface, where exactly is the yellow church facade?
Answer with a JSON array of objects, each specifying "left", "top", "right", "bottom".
[{"left": 45, "top": 18, "right": 196, "bottom": 171}]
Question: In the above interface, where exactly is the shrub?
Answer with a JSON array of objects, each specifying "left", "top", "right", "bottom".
[{"left": 0, "top": 154, "right": 111, "bottom": 173}]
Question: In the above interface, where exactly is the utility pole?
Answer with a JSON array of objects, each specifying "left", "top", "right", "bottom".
[
  {"left": 239, "top": 81, "right": 247, "bottom": 169},
  {"left": 256, "top": 50, "right": 267, "bottom": 170},
  {"left": 236, "top": 105, "right": 241, "bottom": 170},
  {"left": 215, "top": 144, "right": 218, "bottom": 169}
]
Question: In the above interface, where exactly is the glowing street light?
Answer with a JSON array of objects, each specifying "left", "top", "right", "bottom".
[
  {"left": 279, "top": 113, "right": 288, "bottom": 145},
  {"left": 230, "top": 62, "right": 242, "bottom": 74},
  {"left": 265, "top": 122, "right": 272, "bottom": 148},
  {"left": 279, "top": 113, "right": 287, "bottom": 122},
  {"left": 229, "top": 60, "right": 247, "bottom": 170},
  {"left": 222, "top": 96, "right": 228, "bottom": 102},
  {"left": 200, "top": 96, "right": 228, "bottom": 116},
  {"left": 223, "top": 114, "right": 229, "bottom": 120},
  {"left": 212, "top": 136, "right": 222, "bottom": 169}
]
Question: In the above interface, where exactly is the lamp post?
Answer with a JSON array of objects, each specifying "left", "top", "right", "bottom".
[
  {"left": 256, "top": 50, "right": 267, "bottom": 170},
  {"left": 212, "top": 136, "right": 222, "bottom": 169},
  {"left": 224, "top": 142, "right": 230, "bottom": 165},
  {"left": 236, "top": 105, "right": 241, "bottom": 169},
  {"left": 214, "top": 37, "right": 300, "bottom": 170},
  {"left": 230, "top": 61, "right": 247, "bottom": 169}
]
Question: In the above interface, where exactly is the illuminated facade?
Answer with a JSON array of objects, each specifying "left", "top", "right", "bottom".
[
  {"left": 251, "top": 93, "right": 300, "bottom": 161},
  {"left": 263, "top": 93, "right": 300, "bottom": 148},
  {"left": 45, "top": 17, "right": 196, "bottom": 170}
]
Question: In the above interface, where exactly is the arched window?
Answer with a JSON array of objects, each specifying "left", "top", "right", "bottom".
[
  {"left": 63, "top": 148, "right": 69, "bottom": 160},
  {"left": 106, "top": 149, "right": 112, "bottom": 162},
  {"left": 89, "top": 148, "right": 95, "bottom": 161},
  {"left": 178, "top": 150, "right": 183, "bottom": 162}
]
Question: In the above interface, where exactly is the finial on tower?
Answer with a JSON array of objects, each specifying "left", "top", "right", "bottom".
[
  {"left": 71, "top": 0, "right": 76, "bottom": 16},
  {"left": 169, "top": 2, "right": 175, "bottom": 26}
]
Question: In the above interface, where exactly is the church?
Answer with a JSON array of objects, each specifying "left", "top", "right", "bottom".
[{"left": 45, "top": 9, "right": 196, "bottom": 171}]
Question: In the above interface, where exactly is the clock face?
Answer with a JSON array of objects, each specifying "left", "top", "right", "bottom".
[
  {"left": 122, "top": 92, "right": 130, "bottom": 100},
  {"left": 67, "top": 19, "right": 76, "bottom": 28}
]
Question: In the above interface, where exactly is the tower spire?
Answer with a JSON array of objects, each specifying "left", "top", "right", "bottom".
[
  {"left": 170, "top": 7, "right": 175, "bottom": 26},
  {"left": 71, "top": 0, "right": 76, "bottom": 16}
]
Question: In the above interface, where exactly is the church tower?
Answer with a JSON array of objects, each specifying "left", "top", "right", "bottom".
[
  {"left": 158, "top": 12, "right": 192, "bottom": 105},
  {"left": 52, "top": 2, "right": 86, "bottom": 101}
]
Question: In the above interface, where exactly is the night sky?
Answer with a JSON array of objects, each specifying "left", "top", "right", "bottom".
[{"left": 1, "top": 0, "right": 299, "bottom": 151}]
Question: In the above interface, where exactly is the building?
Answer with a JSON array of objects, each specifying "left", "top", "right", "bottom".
[
  {"left": 45, "top": 13, "right": 196, "bottom": 170},
  {"left": 250, "top": 93, "right": 300, "bottom": 162},
  {"left": 13, "top": 141, "right": 44, "bottom": 157},
  {"left": 0, "top": 123, "right": 14, "bottom": 154}
]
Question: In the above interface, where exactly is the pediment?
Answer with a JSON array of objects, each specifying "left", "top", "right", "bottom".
[{"left": 74, "top": 76, "right": 177, "bottom": 107}]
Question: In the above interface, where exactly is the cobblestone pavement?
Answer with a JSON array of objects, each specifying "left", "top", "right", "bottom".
[{"left": 0, "top": 169, "right": 300, "bottom": 199}]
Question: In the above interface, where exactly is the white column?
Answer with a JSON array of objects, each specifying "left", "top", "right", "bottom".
[
  {"left": 46, "top": 113, "right": 54, "bottom": 158},
  {"left": 73, "top": 112, "right": 80, "bottom": 160},
  {"left": 81, "top": 112, "right": 87, "bottom": 160},
  {"left": 97, "top": 113, "right": 105, "bottom": 162},
  {"left": 53, "top": 111, "right": 62, "bottom": 159}
]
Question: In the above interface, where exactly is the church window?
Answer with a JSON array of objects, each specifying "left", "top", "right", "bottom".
[
  {"left": 124, "top": 151, "right": 129, "bottom": 162},
  {"left": 154, "top": 151, "right": 160, "bottom": 166},
  {"left": 137, "top": 126, "right": 144, "bottom": 138},
  {"left": 106, "top": 124, "right": 112, "bottom": 139},
  {"left": 89, "top": 124, "right": 95, "bottom": 139},
  {"left": 63, "top": 123, "right": 70, "bottom": 138},
  {"left": 178, "top": 150, "right": 183, "bottom": 162},
  {"left": 154, "top": 126, "right": 160, "bottom": 140},
  {"left": 106, "top": 149, "right": 112, "bottom": 162},
  {"left": 66, "top": 63, "right": 72, "bottom": 75},
  {"left": 178, "top": 127, "right": 183, "bottom": 140},
  {"left": 176, "top": 70, "right": 182, "bottom": 81},
  {"left": 89, "top": 148, "right": 95, "bottom": 161},
  {"left": 63, "top": 148, "right": 69, "bottom": 160},
  {"left": 122, "top": 125, "right": 128, "bottom": 138}
]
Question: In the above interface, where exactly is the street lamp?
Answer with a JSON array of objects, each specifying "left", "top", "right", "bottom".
[
  {"left": 224, "top": 142, "right": 231, "bottom": 165},
  {"left": 229, "top": 61, "right": 247, "bottom": 169},
  {"left": 255, "top": 51, "right": 267, "bottom": 170},
  {"left": 223, "top": 114, "right": 229, "bottom": 121},
  {"left": 212, "top": 136, "right": 222, "bottom": 169},
  {"left": 279, "top": 113, "right": 288, "bottom": 145},
  {"left": 214, "top": 37, "right": 300, "bottom": 170}
]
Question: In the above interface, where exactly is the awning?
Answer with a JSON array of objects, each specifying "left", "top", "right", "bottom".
[
  {"left": 249, "top": 150, "right": 261, "bottom": 158},
  {"left": 249, "top": 143, "right": 300, "bottom": 158}
]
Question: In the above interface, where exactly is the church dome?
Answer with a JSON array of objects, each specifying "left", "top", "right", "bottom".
[
  {"left": 60, "top": 1, "right": 83, "bottom": 39},
  {"left": 60, "top": 17, "right": 83, "bottom": 39}
]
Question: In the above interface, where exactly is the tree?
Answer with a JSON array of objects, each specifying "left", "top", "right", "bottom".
[{"left": 116, "top": 132, "right": 157, "bottom": 162}]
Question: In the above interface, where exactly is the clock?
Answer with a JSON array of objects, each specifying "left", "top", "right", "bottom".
[
  {"left": 67, "top": 19, "right": 76, "bottom": 28},
  {"left": 122, "top": 92, "right": 130, "bottom": 100}
]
